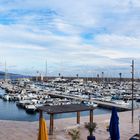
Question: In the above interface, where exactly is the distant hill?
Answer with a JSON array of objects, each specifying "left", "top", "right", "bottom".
[
  {"left": 0, "top": 71, "right": 20, "bottom": 76},
  {"left": 0, "top": 71, "right": 5, "bottom": 75},
  {"left": 0, "top": 71, "right": 31, "bottom": 79}
]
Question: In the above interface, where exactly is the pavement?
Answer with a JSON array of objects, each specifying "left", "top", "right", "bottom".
[{"left": 0, "top": 109, "right": 139, "bottom": 140}]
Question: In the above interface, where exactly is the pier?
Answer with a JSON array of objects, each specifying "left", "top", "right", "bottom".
[{"left": 47, "top": 92, "right": 131, "bottom": 111}]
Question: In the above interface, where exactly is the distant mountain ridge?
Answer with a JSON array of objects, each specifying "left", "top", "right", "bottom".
[
  {"left": 0, "top": 71, "right": 31, "bottom": 79},
  {"left": 0, "top": 71, "right": 20, "bottom": 76},
  {"left": 0, "top": 71, "right": 4, "bottom": 75}
]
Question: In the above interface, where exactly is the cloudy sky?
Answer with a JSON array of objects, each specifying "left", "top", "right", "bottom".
[{"left": 0, "top": 0, "right": 140, "bottom": 77}]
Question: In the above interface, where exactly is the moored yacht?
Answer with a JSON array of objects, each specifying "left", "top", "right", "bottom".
[
  {"left": 25, "top": 104, "right": 36, "bottom": 114},
  {"left": 3, "top": 94, "right": 10, "bottom": 101}
]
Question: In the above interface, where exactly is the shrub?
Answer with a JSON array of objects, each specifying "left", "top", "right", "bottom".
[
  {"left": 85, "top": 122, "right": 97, "bottom": 136},
  {"left": 68, "top": 128, "right": 80, "bottom": 140}
]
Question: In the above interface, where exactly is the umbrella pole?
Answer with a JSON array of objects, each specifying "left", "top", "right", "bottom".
[
  {"left": 38, "top": 111, "right": 43, "bottom": 140},
  {"left": 39, "top": 111, "right": 43, "bottom": 127},
  {"left": 39, "top": 111, "right": 43, "bottom": 119},
  {"left": 49, "top": 114, "right": 54, "bottom": 135}
]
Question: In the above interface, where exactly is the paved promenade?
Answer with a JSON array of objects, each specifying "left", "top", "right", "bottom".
[{"left": 0, "top": 109, "right": 139, "bottom": 140}]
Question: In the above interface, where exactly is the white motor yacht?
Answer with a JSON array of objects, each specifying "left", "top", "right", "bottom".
[{"left": 25, "top": 104, "right": 36, "bottom": 114}]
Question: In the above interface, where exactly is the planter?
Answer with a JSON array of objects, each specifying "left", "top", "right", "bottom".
[
  {"left": 129, "top": 133, "right": 140, "bottom": 140},
  {"left": 87, "top": 135, "right": 96, "bottom": 140}
]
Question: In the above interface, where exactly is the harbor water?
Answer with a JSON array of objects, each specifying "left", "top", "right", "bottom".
[{"left": 0, "top": 89, "right": 111, "bottom": 121}]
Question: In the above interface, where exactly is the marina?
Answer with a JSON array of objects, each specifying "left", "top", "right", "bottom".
[
  {"left": 0, "top": 0, "right": 140, "bottom": 139},
  {"left": 0, "top": 88, "right": 111, "bottom": 121},
  {"left": 0, "top": 76, "right": 140, "bottom": 122}
]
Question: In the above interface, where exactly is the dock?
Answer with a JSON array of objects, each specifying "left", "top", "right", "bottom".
[
  {"left": 90, "top": 100, "right": 131, "bottom": 111},
  {"left": 47, "top": 92, "right": 131, "bottom": 111}
]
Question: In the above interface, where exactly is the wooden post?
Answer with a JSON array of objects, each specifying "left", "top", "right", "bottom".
[
  {"left": 49, "top": 114, "right": 54, "bottom": 135},
  {"left": 77, "top": 112, "right": 80, "bottom": 124},
  {"left": 90, "top": 110, "right": 93, "bottom": 123}
]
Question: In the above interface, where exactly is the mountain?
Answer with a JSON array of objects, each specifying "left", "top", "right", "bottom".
[
  {"left": 0, "top": 71, "right": 5, "bottom": 76},
  {"left": 0, "top": 71, "right": 31, "bottom": 79}
]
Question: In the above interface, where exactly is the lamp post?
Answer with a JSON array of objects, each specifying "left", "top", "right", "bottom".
[
  {"left": 131, "top": 60, "right": 134, "bottom": 123},
  {"left": 76, "top": 74, "right": 79, "bottom": 79},
  {"left": 97, "top": 74, "right": 99, "bottom": 84},
  {"left": 138, "top": 115, "right": 140, "bottom": 138},
  {"left": 36, "top": 71, "right": 39, "bottom": 82},
  {"left": 119, "top": 72, "right": 122, "bottom": 83},
  {"left": 102, "top": 72, "right": 104, "bottom": 83}
]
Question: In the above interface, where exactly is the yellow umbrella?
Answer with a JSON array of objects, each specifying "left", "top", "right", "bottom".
[{"left": 38, "top": 118, "right": 49, "bottom": 140}]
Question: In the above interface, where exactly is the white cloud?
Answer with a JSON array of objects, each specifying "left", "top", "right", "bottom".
[
  {"left": 0, "top": 0, "right": 139, "bottom": 76},
  {"left": 94, "top": 34, "right": 140, "bottom": 58}
]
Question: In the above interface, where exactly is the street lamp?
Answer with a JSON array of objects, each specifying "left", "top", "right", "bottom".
[
  {"left": 131, "top": 60, "right": 134, "bottom": 123},
  {"left": 76, "top": 74, "right": 79, "bottom": 79},
  {"left": 102, "top": 72, "right": 104, "bottom": 83},
  {"left": 36, "top": 71, "right": 39, "bottom": 82},
  {"left": 138, "top": 115, "right": 140, "bottom": 138},
  {"left": 119, "top": 72, "right": 122, "bottom": 83}
]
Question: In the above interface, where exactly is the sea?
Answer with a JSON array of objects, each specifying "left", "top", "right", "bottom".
[{"left": 0, "top": 88, "right": 111, "bottom": 122}]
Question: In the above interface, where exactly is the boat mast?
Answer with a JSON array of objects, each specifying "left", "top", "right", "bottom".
[
  {"left": 45, "top": 60, "right": 47, "bottom": 81},
  {"left": 4, "top": 61, "right": 7, "bottom": 82}
]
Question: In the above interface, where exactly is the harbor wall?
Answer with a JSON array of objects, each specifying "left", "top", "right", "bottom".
[{"left": 32, "top": 76, "right": 140, "bottom": 83}]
